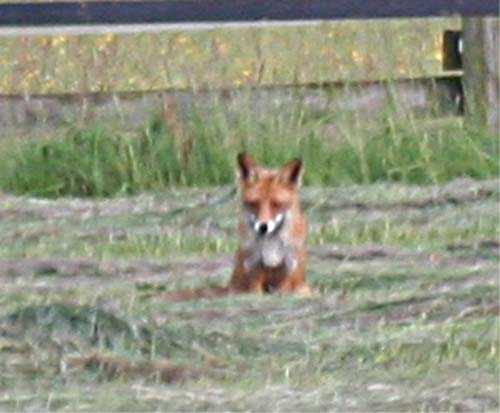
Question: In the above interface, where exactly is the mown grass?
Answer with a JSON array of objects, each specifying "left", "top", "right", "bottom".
[
  {"left": 0, "top": 178, "right": 498, "bottom": 411},
  {"left": 0, "top": 95, "right": 498, "bottom": 411},
  {"left": 0, "top": 107, "right": 497, "bottom": 197}
]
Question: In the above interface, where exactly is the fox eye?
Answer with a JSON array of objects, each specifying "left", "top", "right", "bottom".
[
  {"left": 271, "top": 201, "right": 285, "bottom": 210},
  {"left": 244, "top": 201, "right": 258, "bottom": 210}
]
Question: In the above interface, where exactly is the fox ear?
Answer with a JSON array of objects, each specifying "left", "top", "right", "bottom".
[
  {"left": 237, "top": 152, "right": 256, "bottom": 182},
  {"left": 280, "top": 158, "right": 303, "bottom": 187}
]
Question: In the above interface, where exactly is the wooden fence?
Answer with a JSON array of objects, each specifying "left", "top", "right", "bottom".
[
  {"left": 0, "top": 0, "right": 497, "bottom": 25},
  {"left": 0, "top": 1, "right": 497, "bottom": 135}
]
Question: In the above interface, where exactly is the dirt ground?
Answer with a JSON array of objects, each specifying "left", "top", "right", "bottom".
[{"left": 0, "top": 178, "right": 498, "bottom": 411}]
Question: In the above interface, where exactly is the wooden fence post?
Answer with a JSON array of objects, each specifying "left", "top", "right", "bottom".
[{"left": 462, "top": 17, "right": 499, "bottom": 135}]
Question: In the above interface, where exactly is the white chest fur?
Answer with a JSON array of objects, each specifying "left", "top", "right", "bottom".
[
  {"left": 242, "top": 210, "right": 298, "bottom": 273},
  {"left": 243, "top": 234, "right": 297, "bottom": 274},
  {"left": 260, "top": 237, "right": 287, "bottom": 267}
]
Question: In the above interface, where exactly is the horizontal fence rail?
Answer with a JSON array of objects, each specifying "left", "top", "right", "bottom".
[
  {"left": 0, "top": 0, "right": 498, "bottom": 26},
  {"left": 0, "top": 19, "right": 461, "bottom": 95}
]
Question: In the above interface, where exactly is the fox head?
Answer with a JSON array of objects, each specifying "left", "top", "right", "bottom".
[{"left": 237, "top": 152, "right": 303, "bottom": 237}]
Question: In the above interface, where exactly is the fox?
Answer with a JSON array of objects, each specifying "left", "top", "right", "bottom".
[
  {"left": 229, "top": 152, "right": 311, "bottom": 295},
  {"left": 162, "top": 152, "right": 311, "bottom": 302}
]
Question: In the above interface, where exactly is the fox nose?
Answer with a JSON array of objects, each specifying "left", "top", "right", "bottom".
[{"left": 258, "top": 222, "right": 268, "bottom": 235}]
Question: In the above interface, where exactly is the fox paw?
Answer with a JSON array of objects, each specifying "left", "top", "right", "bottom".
[{"left": 294, "top": 284, "right": 316, "bottom": 298}]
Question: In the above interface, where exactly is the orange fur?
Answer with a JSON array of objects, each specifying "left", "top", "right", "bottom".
[
  {"left": 229, "top": 153, "right": 310, "bottom": 295},
  {"left": 163, "top": 153, "right": 310, "bottom": 302}
]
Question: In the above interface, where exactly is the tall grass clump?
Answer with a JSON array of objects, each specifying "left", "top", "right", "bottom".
[{"left": 0, "top": 108, "right": 497, "bottom": 198}]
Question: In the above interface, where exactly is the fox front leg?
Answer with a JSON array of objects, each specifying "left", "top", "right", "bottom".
[{"left": 283, "top": 247, "right": 298, "bottom": 274}]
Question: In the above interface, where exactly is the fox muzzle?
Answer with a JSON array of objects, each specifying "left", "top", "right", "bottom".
[{"left": 250, "top": 213, "right": 285, "bottom": 236}]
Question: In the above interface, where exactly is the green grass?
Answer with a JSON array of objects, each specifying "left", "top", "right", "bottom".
[
  {"left": 0, "top": 96, "right": 498, "bottom": 410},
  {"left": 0, "top": 178, "right": 498, "bottom": 411},
  {"left": 0, "top": 109, "right": 497, "bottom": 197}
]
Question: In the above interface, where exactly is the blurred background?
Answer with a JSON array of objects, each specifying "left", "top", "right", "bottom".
[{"left": 0, "top": 1, "right": 498, "bottom": 411}]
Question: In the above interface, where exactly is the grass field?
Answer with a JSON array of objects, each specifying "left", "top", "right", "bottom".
[
  {"left": 0, "top": 88, "right": 498, "bottom": 410},
  {"left": 0, "top": 174, "right": 498, "bottom": 410},
  {"left": 0, "top": 111, "right": 498, "bottom": 198},
  {"left": 0, "top": 10, "right": 497, "bottom": 410}
]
